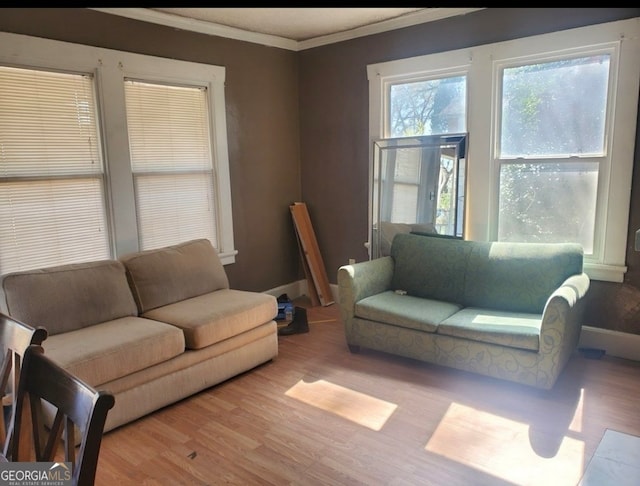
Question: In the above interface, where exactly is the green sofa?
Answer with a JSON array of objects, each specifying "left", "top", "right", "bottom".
[{"left": 337, "top": 233, "right": 590, "bottom": 390}]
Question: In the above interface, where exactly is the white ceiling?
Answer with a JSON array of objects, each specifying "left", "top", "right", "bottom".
[
  {"left": 92, "top": 8, "right": 484, "bottom": 51},
  {"left": 153, "top": 8, "right": 426, "bottom": 41}
]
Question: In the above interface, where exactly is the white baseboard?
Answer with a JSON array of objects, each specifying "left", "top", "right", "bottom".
[
  {"left": 264, "top": 279, "right": 307, "bottom": 300},
  {"left": 579, "top": 326, "right": 640, "bottom": 362},
  {"left": 265, "top": 280, "right": 340, "bottom": 305}
]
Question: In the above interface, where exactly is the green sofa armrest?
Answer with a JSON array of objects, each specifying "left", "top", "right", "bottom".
[
  {"left": 538, "top": 272, "right": 590, "bottom": 388},
  {"left": 337, "top": 257, "right": 394, "bottom": 339}
]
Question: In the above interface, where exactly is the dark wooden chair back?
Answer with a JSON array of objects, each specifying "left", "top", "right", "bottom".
[
  {"left": 10, "top": 345, "right": 115, "bottom": 486},
  {"left": 0, "top": 313, "right": 48, "bottom": 455}
]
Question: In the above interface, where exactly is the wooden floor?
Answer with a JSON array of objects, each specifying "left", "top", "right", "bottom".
[{"left": 95, "top": 300, "right": 640, "bottom": 485}]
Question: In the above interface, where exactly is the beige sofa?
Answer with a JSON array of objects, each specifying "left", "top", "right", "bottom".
[
  {"left": 0, "top": 238, "right": 278, "bottom": 433},
  {"left": 338, "top": 233, "right": 590, "bottom": 390}
]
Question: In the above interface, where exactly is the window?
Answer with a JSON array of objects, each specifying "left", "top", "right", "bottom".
[
  {"left": 370, "top": 134, "right": 466, "bottom": 258},
  {"left": 125, "top": 80, "right": 219, "bottom": 250},
  {"left": 496, "top": 54, "right": 610, "bottom": 254},
  {"left": 389, "top": 75, "right": 466, "bottom": 137},
  {"left": 0, "top": 32, "right": 236, "bottom": 273},
  {"left": 0, "top": 66, "right": 110, "bottom": 274},
  {"left": 368, "top": 18, "right": 640, "bottom": 282},
  {"left": 368, "top": 72, "right": 468, "bottom": 257}
]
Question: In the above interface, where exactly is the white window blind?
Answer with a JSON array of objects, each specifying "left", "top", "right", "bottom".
[
  {"left": 0, "top": 66, "right": 110, "bottom": 275},
  {"left": 125, "top": 80, "right": 218, "bottom": 251}
]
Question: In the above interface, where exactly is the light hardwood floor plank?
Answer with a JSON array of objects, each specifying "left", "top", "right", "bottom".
[{"left": 94, "top": 300, "right": 640, "bottom": 485}]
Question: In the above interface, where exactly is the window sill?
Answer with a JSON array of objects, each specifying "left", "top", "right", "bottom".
[
  {"left": 584, "top": 262, "right": 627, "bottom": 283},
  {"left": 219, "top": 250, "right": 238, "bottom": 265}
]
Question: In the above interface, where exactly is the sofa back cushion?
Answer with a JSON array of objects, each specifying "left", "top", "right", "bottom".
[
  {"left": 121, "top": 238, "right": 229, "bottom": 313},
  {"left": 390, "top": 234, "right": 584, "bottom": 314},
  {"left": 391, "top": 234, "right": 472, "bottom": 303},
  {"left": 463, "top": 241, "right": 584, "bottom": 313},
  {"left": 378, "top": 221, "right": 437, "bottom": 257},
  {"left": 1, "top": 260, "right": 138, "bottom": 335}
]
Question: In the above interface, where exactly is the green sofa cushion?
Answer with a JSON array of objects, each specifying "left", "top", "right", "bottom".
[
  {"left": 355, "top": 291, "right": 462, "bottom": 333},
  {"left": 437, "top": 307, "right": 542, "bottom": 351},
  {"left": 462, "top": 241, "right": 584, "bottom": 313},
  {"left": 390, "top": 235, "right": 471, "bottom": 303},
  {"left": 390, "top": 234, "right": 584, "bottom": 314}
]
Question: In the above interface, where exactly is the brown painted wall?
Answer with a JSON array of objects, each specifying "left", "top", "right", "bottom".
[
  {"left": 0, "top": 8, "right": 302, "bottom": 293},
  {"left": 1, "top": 8, "right": 640, "bottom": 336},
  {"left": 298, "top": 8, "right": 640, "bottom": 335}
]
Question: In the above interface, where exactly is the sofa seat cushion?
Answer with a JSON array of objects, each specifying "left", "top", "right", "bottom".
[
  {"left": 141, "top": 289, "right": 278, "bottom": 350},
  {"left": 43, "top": 316, "right": 185, "bottom": 387},
  {"left": 356, "top": 291, "right": 462, "bottom": 332},
  {"left": 437, "top": 307, "right": 541, "bottom": 351}
]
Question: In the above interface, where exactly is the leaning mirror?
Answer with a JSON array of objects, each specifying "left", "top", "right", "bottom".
[{"left": 370, "top": 133, "right": 467, "bottom": 259}]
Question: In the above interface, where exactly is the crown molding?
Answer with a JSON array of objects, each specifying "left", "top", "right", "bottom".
[
  {"left": 298, "top": 8, "right": 484, "bottom": 50},
  {"left": 91, "top": 8, "right": 299, "bottom": 51},
  {"left": 91, "top": 8, "right": 484, "bottom": 52}
]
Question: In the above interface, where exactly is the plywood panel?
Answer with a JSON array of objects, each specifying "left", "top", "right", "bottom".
[
  {"left": 290, "top": 202, "right": 334, "bottom": 306},
  {"left": 293, "top": 222, "right": 320, "bottom": 307}
]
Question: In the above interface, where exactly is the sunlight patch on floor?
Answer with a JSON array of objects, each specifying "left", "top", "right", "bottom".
[
  {"left": 425, "top": 402, "right": 585, "bottom": 485},
  {"left": 569, "top": 388, "right": 585, "bottom": 433},
  {"left": 285, "top": 379, "right": 397, "bottom": 431}
]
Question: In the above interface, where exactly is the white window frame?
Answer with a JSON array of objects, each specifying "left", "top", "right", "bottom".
[
  {"left": 124, "top": 79, "right": 220, "bottom": 252},
  {"left": 0, "top": 32, "right": 236, "bottom": 264},
  {"left": 0, "top": 66, "right": 111, "bottom": 274},
  {"left": 368, "top": 18, "right": 640, "bottom": 282}
]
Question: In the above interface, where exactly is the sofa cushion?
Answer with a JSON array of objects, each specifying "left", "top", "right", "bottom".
[
  {"left": 356, "top": 291, "right": 461, "bottom": 333},
  {"left": 437, "top": 307, "right": 541, "bottom": 351},
  {"left": 141, "top": 289, "right": 278, "bottom": 349},
  {"left": 1, "top": 259, "right": 138, "bottom": 335},
  {"left": 121, "top": 238, "right": 229, "bottom": 313},
  {"left": 463, "top": 241, "right": 584, "bottom": 314},
  {"left": 390, "top": 234, "right": 471, "bottom": 303},
  {"left": 378, "top": 222, "right": 437, "bottom": 257},
  {"left": 43, "top": 316, "right": 185, "bottom": 386}
]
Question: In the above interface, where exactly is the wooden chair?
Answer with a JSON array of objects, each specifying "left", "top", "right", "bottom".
[
  {"left": 6, "top": 345, "right": 115, "bottom": 486},
  {"left": 0, "top": 313, "right": 48, "bottom": 456}
]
